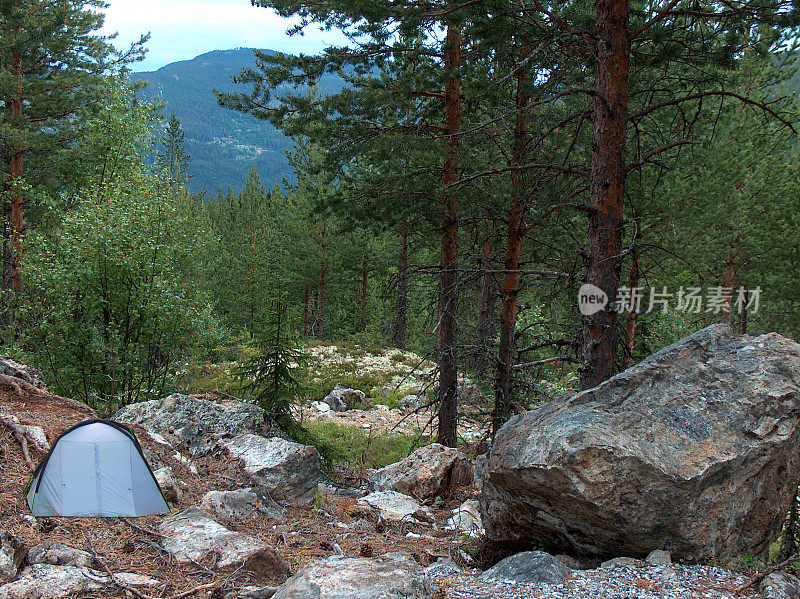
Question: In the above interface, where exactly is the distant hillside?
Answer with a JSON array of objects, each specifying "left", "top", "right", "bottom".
[{"left": 131, "top": 49, "right": 345, "bottom": 193}]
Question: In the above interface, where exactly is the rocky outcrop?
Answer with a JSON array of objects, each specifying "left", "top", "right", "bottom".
[
  {"left": 480, "top": 551, "right": 572, "bottom": 584},
  {"left": 482, "top": 324, "right": 800, "bottom": 562},
  {"left": 201, "top": 488, "right": 283, "bottom": 522},
  {"left": 222, "top": 434, "right": 322, "bottom": 505},
  {"left": 369, "top": 443, "right": 472, "bottom": 499},
  {"left": 0, "top": 529, "right": 24, "bottom": 583},
  {"left": 114, "top": 393, "right": 284, "bottom": 454},
  {"left": 356, "top": 490, "right": 432, "bottom": 524},
  {"left": 26, "top": 543, "right": 96, "bottom": 569},
  {"left": 398, "top": 394, "right": 425, "bottom": 414},
  {"left": 323, "top": 386, "right": 367, "bottom": 411},
  {"left": 0, "top": 564, "right": 161, "bottom": 599},
  {"left": 271, "top": 553, "right": 429, "bottom": 599},
  {"left": 159, "top": 508, "right": 289, "bottom": 581}
]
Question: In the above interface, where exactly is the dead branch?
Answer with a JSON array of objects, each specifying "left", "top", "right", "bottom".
[{"left": 734, "top": 552, "right": 799, "bottom": 595}]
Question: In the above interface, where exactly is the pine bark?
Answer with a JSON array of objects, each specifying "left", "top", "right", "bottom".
[
  {"left": 437, "top": 21, "right": 462, "bottom": 448},
  {"left": 474, "top": 238, "right": 496, "bottom": 378},
  {"left": 493, "top": 43, "right": 531, "bottom": 436},
  {"left": 394, "top": 222, "right": 408, "bottom": 349},
  {"left": 581, "top": 0, "right": 630, "bottom": 390},
  {"left": 359, "top": 256, "right": 368, "bottom": 333}
]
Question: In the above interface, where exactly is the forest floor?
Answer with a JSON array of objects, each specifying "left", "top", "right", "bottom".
[{"left": 0, "top": 384, "right": 480, "bottom": 598}]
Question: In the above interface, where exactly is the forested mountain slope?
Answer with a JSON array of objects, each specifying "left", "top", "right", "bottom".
[{"left": 131, "top": 49, "right": 345, "bottom": 192}]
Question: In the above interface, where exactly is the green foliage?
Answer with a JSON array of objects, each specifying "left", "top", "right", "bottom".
[
  {"left": 22, "top": 169, "right": 221, "bottom": 412},
  {"left": 302, "top": 420, "right": 430, "bottom": 469}
]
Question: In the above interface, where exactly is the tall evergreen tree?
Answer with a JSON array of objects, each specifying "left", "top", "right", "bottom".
[{"left": 161, "top": 111, "right": 191, "bottom": 190}]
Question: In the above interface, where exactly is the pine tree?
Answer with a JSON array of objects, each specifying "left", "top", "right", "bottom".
[
  {"left": 0, "top": 0, "right": 145, "bottom": 293},
  {"left": 161, "top": 111, "right": 191, "bottom": 190}
]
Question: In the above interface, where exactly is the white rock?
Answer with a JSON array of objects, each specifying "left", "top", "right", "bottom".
[
  {"left": 271, "top": 553, "right": 429, "bottom": 599},
  {"left": 356, "top": 490, "right": 432, "bottom": 524},
  {"left": 26, "top": 543, "right": 95, "bottom": 568},
  {"left": 310, "top": 401, "right": 331, "bottom": 412},
  {"left": 369, "top": 443, "right": 472, "bottom": 499},
  {"left": 445, "top": 499, "right": 484, "bottom": 537},
  {"left": 154, "top": 466, "right": 183, "bottom": 502},
  {"left": 0, "top": 564, "right": 161, "bottom": 599},
  {"left": 159, "top": 507, "right": 288, "bottom": 573},
  {"left": 200, "top": 488, "right": 283, "bottom": 522},
  {"left": 222, "top": 434, "right": 323, "bottom": 504},
  {"left": 0, "top": 529, "right": 24, "bottom": 583}
]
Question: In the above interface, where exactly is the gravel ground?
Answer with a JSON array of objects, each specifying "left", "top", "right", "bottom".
[{"left": 430, "top": 564, "right": 759, "bottom": 599}]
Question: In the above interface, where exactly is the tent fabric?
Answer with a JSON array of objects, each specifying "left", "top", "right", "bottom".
[{"left": 26, "top": 419, "right": 169, "bottom": 517}]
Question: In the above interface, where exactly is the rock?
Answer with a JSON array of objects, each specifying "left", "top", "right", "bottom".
[
  {"left": 425, "top": 557, "right": 460, "bottom": 578},
  {"left": 645, "top": 549, "right": 671, "bottom": 566},
  {"left": 356, "top": 490, "right": 433, "bottom": 524},
  {"left": 271, "top": 553, "right": 429, "bottom": 599},
  {"left": 201, "top": 488, "right": 283, "bottom": 522},
  {"left": 445, "top": 499, "right": 483, "bottom": 537},
  {"left": 222, "top": 434, "right": 322, "bottom": 505},
  {"left": 26, "top": 543, "right": 95, "bottom": 568},
  {"left": 0, "top": 529, "right": 24, "bottom": 583},
  {"left": 0, "top": 356, "right": 46, "bottom": 390},
  {"left": 310, "top": 401, "right": 330, "bottom": 413},
  {"left": 323, "top": 385, "right": 367, "bottom": 411},
  {"left": 369, "top": 443, "right": 472, "bottom": 499},
  {"left": 114, "top": 393, "right": 285, "bottom": 454},
  {"left": 760, "top": 571, "right": 800, "bottom": 599},
  {"left": 473, "top": 452, "right": 488, "bottom": 494},
  {"left": 600, "top": 557, "right": 643, "bottom": 569},
  {"left": 159, "top": 508, "right": 289, "bottom": 581},
  {"left": 480, "top": 551, "right": 572, "bottom": 584},
  {"left": 482, "top": 324, "right": 800, "bottom": 562},
  {"left": 225, "top": 586, "right": 279, "bottom": 599},
  {"left": 154, "top": 466, "right": 182, "bottom": 503},
  {"left": 0, "top": 564, "right": 161, "bottom": 599},
  {"left": 398, "top": 394, "right": 424, "bottom": 414}
]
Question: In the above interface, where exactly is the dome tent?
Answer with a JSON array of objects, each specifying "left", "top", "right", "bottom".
[{"left": 25, "top": 419, "right": 169, "bottom": 517}]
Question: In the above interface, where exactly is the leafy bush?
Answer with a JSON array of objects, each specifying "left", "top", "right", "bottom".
[{"left": 22, "top": 171, "right": 221, "bottom": 412}]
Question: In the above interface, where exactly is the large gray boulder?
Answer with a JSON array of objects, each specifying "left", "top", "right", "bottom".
[
  {"left": 160, "top": 507, "right": 289, "bottom": 581},
  {"left": 323, "top": 386, "right": 367, "bottom": 411},
  {"left": 271, "top": 553, "right": 429, "bottom": 599},
  {"left": 0, "top": 356, "right": 46, "bottom": 389},
  {"left": 368, "top": 443, "right": 472, "bottom": 499},
  {"left": 114, "top": 393, "right": 284, "bottom": 454},
  {"left": 222, "top": 434, "right": 323, "bottom": 505},
  {"left": 0, "top": 529, "right": 24, "bottom": 583},
  {"left": 482, "top": 324, "right": 800, "bottom": 562},
  {"left": 480, "top": 551, "right": 572, "bottom": 584},
  {"left": 0, "top": 564, "right": 161, "bottom": 599}
]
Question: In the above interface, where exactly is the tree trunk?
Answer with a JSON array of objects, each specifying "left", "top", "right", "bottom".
[
  {"left": 394, "top": 222, "right": 408, "bottom": 349},
  {"left": 722, "top": 240, "right": 737, "bottom": 325},
  {"left": 302, "top": 287, "right": 310, "bottom": 336},
  {"left": 493, "top": 42, "right": 531, "bottom": 437},
  {"left": 739, "top": 287, "right": 748, "bottom": 334},
  {"left": 359, "top": 255, "right": 368, "bottom": 334},
  {"left": 474, "top": 238, "right": 496, "bottom": 378},
  {"left": 624, "top": 222, "right": 641, "bottom": 368},
  {"left": 581, "top": 0, "right": 630, "bottom": 390},
  {"left": 6, "top": 35, "right": 23, "bottom": 294},
  {"left": 318, "top": 222, "right": 327, "bottom": 339},
  {"left": 437, "top": 21, "right": 462, "bottom": 448}
]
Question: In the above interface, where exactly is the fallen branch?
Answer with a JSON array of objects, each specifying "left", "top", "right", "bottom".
[
  {"left": 734, "top": 552, "right": 799, "bottom": 594},
  {"left": 0, "top": 412, "right": 48, "bottom": 469}
]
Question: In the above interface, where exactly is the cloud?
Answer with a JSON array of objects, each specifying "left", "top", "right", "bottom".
[{"left": 101, "top": 0, "right": 350, "bottom": 71}]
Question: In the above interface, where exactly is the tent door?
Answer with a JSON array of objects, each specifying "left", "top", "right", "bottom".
[{"left": 60, "top": 440, "right": 134, "bottom": 516}]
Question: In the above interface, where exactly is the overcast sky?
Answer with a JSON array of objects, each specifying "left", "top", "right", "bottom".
[{"left": 100, "top": 0, "right": 350, "bottom": 72}]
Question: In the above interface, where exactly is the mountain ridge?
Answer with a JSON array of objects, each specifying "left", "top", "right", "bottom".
[{"left": 131, "top": 48, "right": 343, "bottom": 193}]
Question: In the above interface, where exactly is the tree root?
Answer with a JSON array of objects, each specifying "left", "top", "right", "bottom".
[
  {"left": 0, "top": 373, "right": 96, "bottom": 415},
  {"left": 0, "top": 412, "right": 49, "bottom": 469}
]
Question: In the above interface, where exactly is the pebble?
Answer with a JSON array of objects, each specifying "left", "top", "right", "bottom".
[{"left": 428, "top": 563, "right": 756, "bottom": 599}]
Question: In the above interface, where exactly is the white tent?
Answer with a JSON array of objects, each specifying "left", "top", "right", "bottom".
[{"left": 26, "top": 419, "right": 169, "bottom": 517}]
